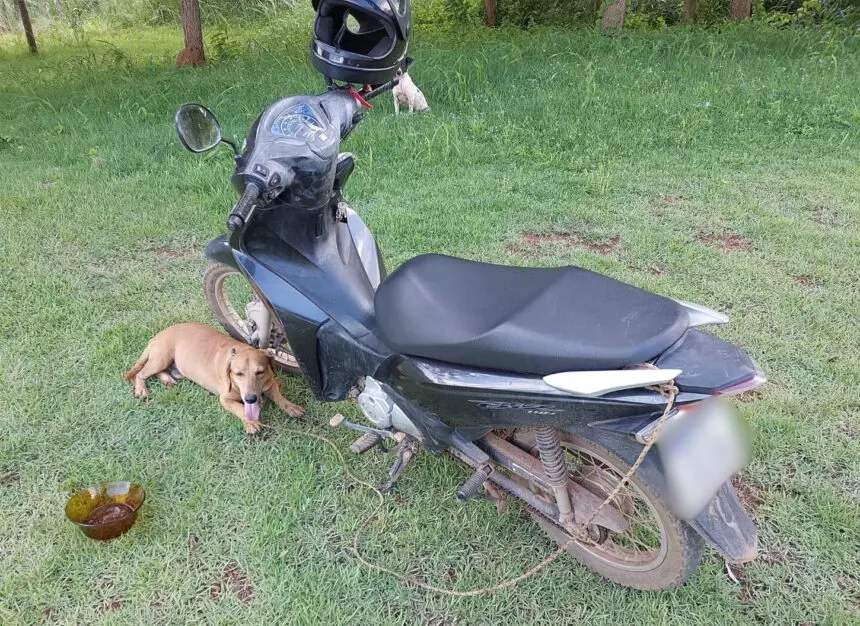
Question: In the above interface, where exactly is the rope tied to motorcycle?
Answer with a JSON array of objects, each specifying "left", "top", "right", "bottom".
[{"left": 277, "top": 374, "right": 679, "bottom": 597}]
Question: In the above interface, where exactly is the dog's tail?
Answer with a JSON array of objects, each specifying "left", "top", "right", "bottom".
[{"left": 124, "top": 345, "right": 150, "bottom": 380}]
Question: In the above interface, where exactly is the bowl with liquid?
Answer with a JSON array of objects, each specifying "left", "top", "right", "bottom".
[{"left": 65, "top": 481, "right": 145, "bottom": 541}]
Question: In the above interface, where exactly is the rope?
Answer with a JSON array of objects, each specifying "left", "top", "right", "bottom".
[{"left": 275, "top": 380, "right": 678, "bottom": 597}]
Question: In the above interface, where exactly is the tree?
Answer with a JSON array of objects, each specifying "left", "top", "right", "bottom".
[
  {"left": 484, "top": 0, "right": 496, "bottom": 27},
  {"left": 601, "top": 0, "right": 627, "bottom": 32},
  {"left": 176, "top": 0, "right": 205, "bottom": 67},
  {"left": 15, "top": 0, "right": 37, "bottom": 53},
  {"left": 682, "top": 0, "right": 696, "bottom": 23},
  {"left": 731, "top": 0, "right": 751, "bottom": 20}
]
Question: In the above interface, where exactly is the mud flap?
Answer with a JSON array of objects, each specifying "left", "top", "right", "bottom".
[
  {"left": 204, "top": 235, "right": 238, "bottom": 269},
  {"left": 687, "top": 481, "right": 757, "bottom": 563}
]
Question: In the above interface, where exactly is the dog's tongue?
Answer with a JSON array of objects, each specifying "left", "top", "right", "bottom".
[{"left": 244, "top": 401, "right": 261, "bottom": 422}]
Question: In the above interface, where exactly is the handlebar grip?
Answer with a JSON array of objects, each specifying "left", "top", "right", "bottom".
[{"left": 227, "top": 184, "right": 260, "bottom": 231}]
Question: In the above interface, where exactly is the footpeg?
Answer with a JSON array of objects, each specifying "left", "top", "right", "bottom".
[
  {"left": 350, "top": 432, "right": 381, "bottom": 454},
  {"left": 482, "top": 481, "right": 508, "bottom": 514},
  {"left": 456, "top": 465, "right": 493, "bottom": 502}
]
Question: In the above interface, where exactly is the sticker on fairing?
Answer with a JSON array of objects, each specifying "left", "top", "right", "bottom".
[
  {"left": 270, "top": 104, "right": 328, "bottom": 141},
  {"left": 468, "top": 400, "right": 563, "bottom": 414}
]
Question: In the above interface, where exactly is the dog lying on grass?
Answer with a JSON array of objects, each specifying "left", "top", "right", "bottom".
[{"left": 125, "top": 323, "right": 305, "bottom": 434}]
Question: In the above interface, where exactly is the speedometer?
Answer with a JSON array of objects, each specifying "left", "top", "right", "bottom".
[{"left": 270, "top": 103, "right": 328, "bottom": 142}]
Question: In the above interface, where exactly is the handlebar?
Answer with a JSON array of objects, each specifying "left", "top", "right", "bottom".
[
  {"left": 226, "top": 183, "right": 260, "bottom": 231},
  {"left": 225, "top": 66, "right": 413, "bottom": 227}
]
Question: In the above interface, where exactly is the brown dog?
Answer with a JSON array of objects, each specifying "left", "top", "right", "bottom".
[{"left": 124, "top": 323, "right": 305, "bottom": 433}]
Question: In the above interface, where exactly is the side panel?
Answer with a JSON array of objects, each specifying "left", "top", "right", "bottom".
[
  {"left": 232, "top": 249, "right": 328, "bottom": 397},
  {"left": 386, "top": 357, "right": 669, "bottom": 432},
  {"left": 317, "top": 320, "right": 393, "bottom": 401},
  {"left": 228, "top": 203, "right": 383, "bottom": 399},
  {"left": 245, "top": 208, "right": 377, "bottom": 338}
]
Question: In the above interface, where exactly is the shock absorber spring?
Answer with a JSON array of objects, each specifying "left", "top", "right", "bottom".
[
  {"left": 535, "top": 427, "right": 569, "bottom": 486},
  {"left": 534, "top": 426, "right": 575, "bottom": 526}
]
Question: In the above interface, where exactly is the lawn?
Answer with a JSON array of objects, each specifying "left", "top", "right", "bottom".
[{"left": 1, "top": 15, "right": 859, "bottom": 625}]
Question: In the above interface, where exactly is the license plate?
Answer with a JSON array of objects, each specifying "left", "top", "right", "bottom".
[{"left": 657, "top": 398, "right": 750, "bottom": 519}]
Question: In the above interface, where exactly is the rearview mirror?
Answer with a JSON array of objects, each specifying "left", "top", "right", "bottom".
[{"left": 175, "top": 104, "right": 222, "bottom": 153}]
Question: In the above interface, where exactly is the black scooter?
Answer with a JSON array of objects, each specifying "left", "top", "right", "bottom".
[{"left": 174, "top": 80, "right": 763, "bottom": 590}]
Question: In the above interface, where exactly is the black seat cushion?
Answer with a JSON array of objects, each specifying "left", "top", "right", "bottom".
[{"left": 374, "top": 254, "right": 689, "bottom": 375}]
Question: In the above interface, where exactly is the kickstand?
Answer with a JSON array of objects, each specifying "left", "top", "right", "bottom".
[
  {"left": 479, "top": 481, "right": 507, "bottom": 514},
  {"left": 378, "top": 435, "right": 418, "bottom": 495}
]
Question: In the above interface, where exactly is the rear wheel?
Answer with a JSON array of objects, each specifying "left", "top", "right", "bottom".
[
  {"left": 203, "top": 261, "right": 300, "bottom": 372},
  {"left": 516, "top": 430, "right": 703, "bottom": 590}
]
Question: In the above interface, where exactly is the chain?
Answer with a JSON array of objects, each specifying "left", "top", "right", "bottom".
[{"left": 273, "top": 377, "right": 678, "bottom": 597}]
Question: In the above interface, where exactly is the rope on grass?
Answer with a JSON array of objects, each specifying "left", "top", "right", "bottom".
[{"left": 276, "top": 379, "right": 678, "bottom": 597}]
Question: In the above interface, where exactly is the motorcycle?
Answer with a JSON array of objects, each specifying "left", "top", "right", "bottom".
[{"left": 173, "top": 77, "right": 763, "bottom": 590}]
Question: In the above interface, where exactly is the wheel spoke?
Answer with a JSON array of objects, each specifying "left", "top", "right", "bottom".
[{"left": 559, "top": 443, "right": 666, "bottom": 565}]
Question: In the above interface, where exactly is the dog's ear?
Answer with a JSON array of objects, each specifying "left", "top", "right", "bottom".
[{"left": 224, "top": 347, "right": 237, "bottom": 394}]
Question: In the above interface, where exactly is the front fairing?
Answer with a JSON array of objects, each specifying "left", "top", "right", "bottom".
[
  {"left": 238, "top": 96, "right": 340, "bottom": 209},
  {"left": 233, "top": 90, "right": 361, "bottom": 208}
]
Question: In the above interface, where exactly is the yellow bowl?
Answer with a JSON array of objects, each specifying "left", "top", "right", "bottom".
[{"left": 65, "top": 481, "right": 145, "bottom": 541}]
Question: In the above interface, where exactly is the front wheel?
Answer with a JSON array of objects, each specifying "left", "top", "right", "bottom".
[
  {"left": 203, "top": 261, "right": 300, "bottom": 373},
  {"left": 519, "top": 431, "right": 704, "bottom": 590}
]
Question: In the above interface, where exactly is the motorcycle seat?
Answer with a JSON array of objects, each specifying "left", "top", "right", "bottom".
[{"left": 374, "top": 254, "right": 689, "bottom": 375}]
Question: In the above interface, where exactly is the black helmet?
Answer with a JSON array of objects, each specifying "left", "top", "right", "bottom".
[{"left": 311, "top": 0, "right": 411, "bottom": 85}]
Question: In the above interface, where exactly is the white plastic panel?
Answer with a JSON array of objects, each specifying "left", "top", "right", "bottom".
[{"left": 543, "top": 368, "right": 683, "bottom": 397}]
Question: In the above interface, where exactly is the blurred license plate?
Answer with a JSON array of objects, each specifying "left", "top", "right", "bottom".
[{"left": 657, "top": 399, "right": 750, "bottom": 519}]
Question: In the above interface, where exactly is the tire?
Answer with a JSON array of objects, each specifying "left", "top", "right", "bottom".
[
  {"left": 528, "top": 432, "right": 704, "bottom": 591},
  {"left": 203, "top": 261, "right": 300, "bottom": 373}
]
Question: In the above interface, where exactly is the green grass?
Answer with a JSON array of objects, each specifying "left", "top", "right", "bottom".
[{"left": 1, "top": 18, "right": 859, "bottom": 625}]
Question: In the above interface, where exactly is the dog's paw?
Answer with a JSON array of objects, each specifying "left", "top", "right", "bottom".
[
  {"left": 283, "top": 403, "right": 306, "bottom": 420},
  {"left": 134, "top": 387, "right": 149, "bottom": 400},
  {"left": 243, "top": 419, "right": 263, "bottom": 435}
]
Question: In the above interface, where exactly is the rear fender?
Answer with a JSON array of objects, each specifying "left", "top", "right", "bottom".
[
  {"left": 687, "top": 481, "right": 758, "bottom": 563},
  {"left": 563, "top": 425, "right": 757, "bottom": 561}
]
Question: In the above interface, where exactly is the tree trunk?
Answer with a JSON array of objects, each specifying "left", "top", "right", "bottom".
[
  {"left": 682, "top": 0, "right": 696, "bottom": 23},
  {"left": 484, "top": 0, "right": 496, "bottom": 27},
  {"left": 176, "top": 0, "right": 205, "bottom": 67},
  {"left": 730, "top": 0, "right": 751, "bottom": 20},
  {"left": 601, "top": 0, "right": 626, "bottom": 32},
  {"left": 15, "top": 0, "right": 37, "bottom": 53}
]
